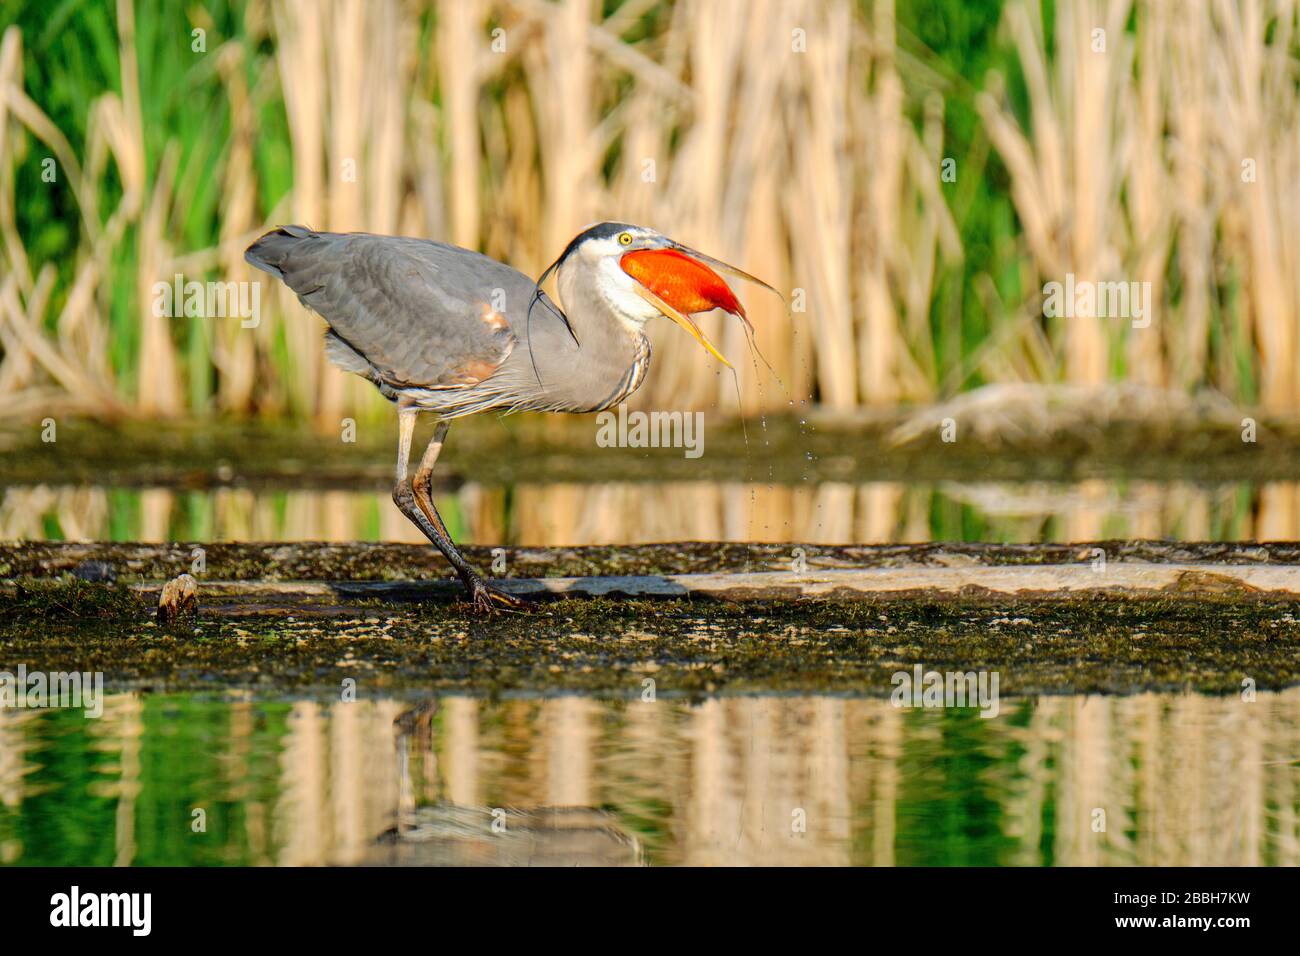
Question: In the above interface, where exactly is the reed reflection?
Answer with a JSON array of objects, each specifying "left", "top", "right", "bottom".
[
  {"left": 0, "top": 479, "right": 1267, "bottom": 546},
  {"left": 0, "top": 690, "right": 1296, "bottom": 866}
]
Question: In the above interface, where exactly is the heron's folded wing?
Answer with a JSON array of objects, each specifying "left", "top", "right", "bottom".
[{"left": 256, "top": 230, "right": 523, "bottom": 388}]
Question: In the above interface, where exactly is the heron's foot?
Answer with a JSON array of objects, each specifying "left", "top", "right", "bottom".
[{"left": 464, "top": 578, "right": 539, "bottom": 617}]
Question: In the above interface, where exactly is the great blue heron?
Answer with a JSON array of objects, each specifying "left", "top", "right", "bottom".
[{"left": 245, "top": 222, "right": 775, "bottom": 614}]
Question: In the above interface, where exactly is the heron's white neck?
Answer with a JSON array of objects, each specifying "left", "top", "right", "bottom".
[
  {"left": 557, "top": 255, "right": 660, "bottom": 337},
  {"left": 514, "top": 254, "right": 652, "bottom": 414}
]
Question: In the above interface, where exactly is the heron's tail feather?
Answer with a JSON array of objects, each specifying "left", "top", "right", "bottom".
[{"left": 244, "top": 224, "right": 319, "bottom": 278}]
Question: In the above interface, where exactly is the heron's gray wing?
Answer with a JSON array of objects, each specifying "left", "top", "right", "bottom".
[{"left": 246, "top": 226, "right": 530, "bottom": 388}]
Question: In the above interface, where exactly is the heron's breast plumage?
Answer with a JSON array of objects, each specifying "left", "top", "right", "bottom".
[{"left": 592, "top": 332, "right": 651, "bottom": 411}]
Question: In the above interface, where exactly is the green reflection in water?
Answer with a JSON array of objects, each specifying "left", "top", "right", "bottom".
[
  {"left": 1, "top": 479, "right": 1262, "bottom": 545},
  {"left": 1, "top": 689, "right": 1295, "bottom": 867}
]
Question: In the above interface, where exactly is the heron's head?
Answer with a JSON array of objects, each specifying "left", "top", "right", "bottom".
[{"left": 547, "top": 221, "right": 776, "bottom": 368}]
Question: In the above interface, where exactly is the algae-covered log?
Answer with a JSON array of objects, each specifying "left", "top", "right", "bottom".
[
  {"left": 0, "top": 590, "right": 1295, "bottom": 697},
  {"left": 1, "top": 542, "right": 1299, "bottom": 697},
  {"left": 3, "top": 539, "right": 1299, "bottom": 582},
  {"left": 97, "top": 562, "right": 1300, "bottom": 610}
]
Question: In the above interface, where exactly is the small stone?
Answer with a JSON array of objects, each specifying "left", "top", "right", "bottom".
[
  {"left": 158, "top": 573, "right": 199, "bottom": 624},
  {"left": 71, "top": 560, "right": 116, "bottom": 584}
]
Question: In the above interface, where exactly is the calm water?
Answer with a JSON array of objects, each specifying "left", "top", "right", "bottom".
[
  {"left": 2, "top": 689, "right": 1296, "bottom": 866},
  {"left": 0, "top": 478, "right": 1271, "bottom": 544}
]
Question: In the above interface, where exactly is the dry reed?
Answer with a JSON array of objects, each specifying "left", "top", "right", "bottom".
[{"left": 2, "top": 0, "right": 1300, "bottom": 423}]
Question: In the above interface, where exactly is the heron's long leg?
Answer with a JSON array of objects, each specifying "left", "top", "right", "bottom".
[
  {"left": 411, "top": 420, "right": 453, "bottom": 540},
  {"left": 410, "top": 419, "right": 534, "bottom": 613},
  {"left": 391, "top": 412, "right": 531, "bottom": 614},
  {"left": 390, "top": 412, "right": 479, "bottom": 583}
]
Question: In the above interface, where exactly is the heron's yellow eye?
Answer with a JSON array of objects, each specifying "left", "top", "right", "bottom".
[{"left": 618, "top": 232, "right": 633, "bottom": 246}]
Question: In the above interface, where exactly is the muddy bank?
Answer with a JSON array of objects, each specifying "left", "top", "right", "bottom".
[
  {"left": 0, "top": 575, "right": 1296, "bottom": 697},
  {"left": 4, "top": 541, "right": 1298, "bottom": 697}
]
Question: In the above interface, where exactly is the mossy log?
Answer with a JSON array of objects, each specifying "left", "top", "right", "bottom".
[
  {"left": 3, "top": 543, "right": 1299, "bottom": 696},
  {"left": 103, "top": 563, "right": 1300, "bottom": 613},
  {"left": 4, "top": 539, "right": 1299, "bottom": 583}
]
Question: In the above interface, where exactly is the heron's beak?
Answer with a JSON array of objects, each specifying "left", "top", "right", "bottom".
[
  {"left": 622, "top": 247, "right": 763, "bottom": 368},
  {"left": 629, "top": 284, "right": 733, "bottom": 367}
]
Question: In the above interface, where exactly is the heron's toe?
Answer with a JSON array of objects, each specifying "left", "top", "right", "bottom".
[{"left": 466, "top": 580, "right": 540, "bottom": 617}]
